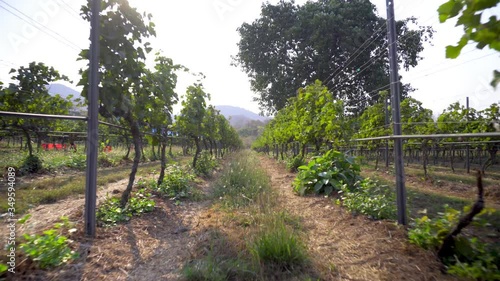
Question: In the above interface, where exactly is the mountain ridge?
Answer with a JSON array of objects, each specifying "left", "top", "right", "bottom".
[
  {"left": 46, "top": 83, "right": 269, "bottom": 127},
  {"left": 214, "top": 105, "right": 269, "bottom": 128},
  {"left": 214, "top": 105, "right": 267, "bottom": 121},
  {"left": 46, "top": 83, "right": 81, "bottom": 101}
]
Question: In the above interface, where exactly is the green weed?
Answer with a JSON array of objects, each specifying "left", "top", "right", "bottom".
[
  {"left": 96, "top": 188, "right": 155, "bottom": 226},
  {"left": 286, "top": 155, "right": 306, "bottom": 173},
  {"left": 194, "top": 151, "right": 218, "bottom": 177},
  {"left": 19, "top": 215, "right": 78, "bottom": 269},
  {"left": 408, "top": 205, "right": 500, "bottom": 280},
  {"left": 212, "top": 151, "right": 271, "bottom": 209},
  {"left": 19, "top": 155, "right": 43, "bottom": 175},
  {"left": 338, "top": 178, "right": 396, "bottom": 220},
  {"left": 182, "top": 231, "right": 256, "bottom": 281},
  {"left": 155, "top": 165, "right": 195, "bottom": 199},
  {"left": 249, "top": 215, "right": 308, "bottom": 271}
]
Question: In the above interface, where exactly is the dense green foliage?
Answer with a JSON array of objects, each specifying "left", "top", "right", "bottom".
[
  {"left": 194, "top": 151, "right": 218, "bottom": 177},
  {"left": 176, "top": 90, "right": 242, "bottom": 169},
  {"left": 153, "top": 165, "right": 195, "bottom": 199},
  {"left": 234, "top": 0, "right": 433, "bottom": 114},
  {"left": 78, "top": 0, "right": 242, "bottom": 207},
  {"left": 0, "top": 62, "right": 73, "bottom": 156},
  {"left": 176, "top": 84, "right": 210, "bottom": 168},
  {"left": 285, "top": 155, "right": 306, "bottom": 173},
  {"left": 408, "top": 205, "right": 500, "bottom": 280},
  {"left": 338, "top": 178, "right": 396, "bottom": 220},
  {"left": 20, "top": 155, "right": 43, "bottom": 175},
  {"left": 253, "top": 79, "right": 499, "bottom": 174},
  {"left": 253, "top": 80, "right": 350, "bottom": 156},
  {"left": 97, "top": 189, "right": 155, "bottom": 226},
  {"left": 293, "top": 150, "right": 361, "bottom": 196}
]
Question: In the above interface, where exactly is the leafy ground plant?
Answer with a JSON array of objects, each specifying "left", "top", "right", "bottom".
[
  {"left": 408, "top": 205, "right": 500, "bottom": 280},
  {"left": 286, "top": 155, "right": 306, "bottom": 172},
  {"left": 155, "top": 165, "right": 195, "bottom": 199},
  {"left": 0, "top": 263, "right": 7, "bottom": 275},
  {"left": 293, "top": 150, "right": 361, "bottom": 196},
  {"left": 19, "top": 154, "right": 43, "bottom": 175},
  {"left": 338, "top": 178, "right": 396, "bottom": 220},
  {"left": 194, "top": 151, "right": 218, "bottom": 177},
  {"left": 97, "top": 188, "right": 155, "bottom": 226},
  {"left": 19, "top": 215, "right": 78, "bottom": 269}
]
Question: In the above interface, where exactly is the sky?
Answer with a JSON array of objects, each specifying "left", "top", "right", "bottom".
[{"left": 0, "top": 0, "right": 499, "bottom": 118}]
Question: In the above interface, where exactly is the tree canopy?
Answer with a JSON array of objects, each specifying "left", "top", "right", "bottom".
[
  {"left": 233, "top": 0, "right": 433, "bottom": 115},
  {"left": 78, "top": 0, "right": 157, "bottom": 207},
  {"left": 0, "top": 62, "right": 73, "bottom": 156}
]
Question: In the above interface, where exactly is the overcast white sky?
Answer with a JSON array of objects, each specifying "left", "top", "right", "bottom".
[{"left": 0, "top": 0, "right": 498, "bottom": 117}]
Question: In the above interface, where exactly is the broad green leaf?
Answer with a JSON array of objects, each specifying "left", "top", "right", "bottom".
[
  {"left": 18, "top": 214, "right": 32, "bottom": 224},
  {"left": 454, "top": 236, "right": 474, "bottom": 257},
  {"left": 0, "top": 263, "right": 7, "bottom": 273},
  {"left": 437, "top": 0, "right": 463, "bottom": 23},
  {"left": 297, "top": 165, "right": 309, "bottom": 170},
  {"left": 446, "top": 41, "right": 466, "bottom": 58},
  {"left": 313, "top": 181, "right": 324, "bottom": 193},
  {"left": 324, "top": 185, "right": 333, "bottom": 195}
]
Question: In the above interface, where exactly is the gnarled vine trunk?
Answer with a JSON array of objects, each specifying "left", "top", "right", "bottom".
[
  {"left": 192, "top": 136, "right": 201, "bottom": 168},
  {"left": 438, "top": 171, "right": 484, "bottom": 260},
  {"left": 481, "top": 145, "right": 498, "bottom": 175},
  {"left": 21, "top": 127, "right": 33, "bottom": 156},
  {"left": 157, "top": 141, "right": 167, "bottom": 186},
  {"left": 120, "top": 117, "right": 142, "bottom": 208}
]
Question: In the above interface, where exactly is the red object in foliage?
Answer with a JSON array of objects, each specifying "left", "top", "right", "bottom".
[
  {"left": 104, "top": 146, "right": 112, "bottom": 152},
  {"left": 42, "top": 143, "right": 67, "bottom": 150}
]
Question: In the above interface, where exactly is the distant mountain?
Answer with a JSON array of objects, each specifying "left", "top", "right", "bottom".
[
  {"left": 214, "top": 105, "right": 269, "bottom": 128},
  {"left": 215, "top": 105, "right": 269, "bottom": 128},
  {"left": 46, "top": 83, "right": 82, "bottom": 102},
  {"left": 47, "top": 83, "right": 85, "bottom": 115},
  {"left": 215, "top": 105, "right": 267, "bottom": 121},
  {"left": 226, "top": 114, "right": 253, "bottom": 128}
]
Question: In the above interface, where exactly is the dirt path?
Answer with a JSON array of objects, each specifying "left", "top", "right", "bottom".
[
  {"left": 258, "top": 156, "right": 460, "bottom": 281},
  {"left": 56, "top": 198, "right": 212, "bottom": 281},
  {"left": 10, "top": 170, "right": 216, "bottom": 281}
]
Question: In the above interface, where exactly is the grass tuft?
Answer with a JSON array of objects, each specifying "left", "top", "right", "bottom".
[
  {"left": 184, "top": 151, "right": 311, "bottom": 280},
  {"left": 182, "top": 231, "right": 256, "bottom": 281},
  {"left": 212, "top": 151, "right": 271, "bottom": 209},
  {"left": 249, "top": 214, "right": 308, "bottom": 271}
]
